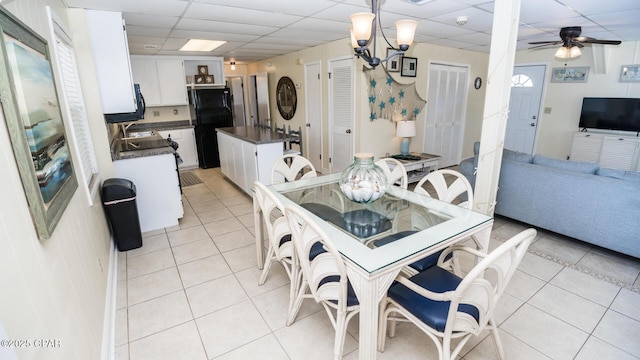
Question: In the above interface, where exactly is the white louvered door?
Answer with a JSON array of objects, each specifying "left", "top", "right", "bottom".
[
  {"left": 423, "top": 63, "right": 468, "bottom": 168},
  {"left": 329, "top": 57, "right": 354, "bottom": 173}
]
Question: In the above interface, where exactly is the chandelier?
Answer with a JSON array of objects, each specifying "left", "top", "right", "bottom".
[{"left": 349, "top": 0, "right": 418, "bottom": 68}]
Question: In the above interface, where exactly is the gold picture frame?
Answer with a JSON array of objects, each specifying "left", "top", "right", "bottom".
[{"left": 0, "top": 7, "right": 77, "bottom": 239}]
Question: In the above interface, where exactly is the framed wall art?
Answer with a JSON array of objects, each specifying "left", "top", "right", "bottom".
[
  {"left": 620, "top": 65, "right": 640, "bottom": 82},
  {"left": 0, "top": 7, "right": 77, "bottom": 239},
  {"left": 385, "top": 48, "right": 400, "bottom": 72},
  {"left": 197, "top": 65, "right": 208, "bottom": 75},
  {"left": 551, "top": 66, "right": 589, "bottom": 83},
  {"left": 401, "top": 56, "right": 417, "bottom": 77}
]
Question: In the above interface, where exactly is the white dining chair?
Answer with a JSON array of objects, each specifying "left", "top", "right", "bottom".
[
  {"left": 375, "top": 157, "right": 409, "bottom": 189},
  {"left": 271, "top": 154, "right": 317, "bottom": 184}
]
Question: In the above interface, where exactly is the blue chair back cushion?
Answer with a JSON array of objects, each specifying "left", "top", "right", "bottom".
[
  {"left": 320, "top": 275, "right": 359, "bottom": 307},
  {"left": 279, "top": 235, "right": 326, "bottom": 261},
  {"left": 373, "top": 231, "right": 452, "bottom": 271},
  {"left": 388, "top": 266, "right": 479, "bottom": 332}
]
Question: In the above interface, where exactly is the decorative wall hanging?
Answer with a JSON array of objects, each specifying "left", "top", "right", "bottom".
[
  {"left": 0, "top": 7, "right": 77, "bottom": 239},
  {"left": 364, "top": 66, "right": 426, "bottom": 122},
  {"left": 551, "top": 66, "right": 589, "bottom": 83},
  {"left": 620, "top": 65, "right": 640, "bottom": 82},
  {"left": 276, "top": 76, "right": 297, "bottom": 120}
]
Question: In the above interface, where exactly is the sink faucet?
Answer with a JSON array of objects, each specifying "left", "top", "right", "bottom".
[{"left": 121, "top": 122, "right": 135, "bottom": 138}]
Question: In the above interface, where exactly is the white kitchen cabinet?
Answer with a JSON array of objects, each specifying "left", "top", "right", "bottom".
[
  {"left": 83, "top": 10, "right": 137, "bottom": 114},
  {"left": 570, "top": 132, "right": 640, "bottom": 171},
  {"left": 217, "top": 131, "right": 283, "bottom": 195},
  {"left": 183, "top": 57, "right": 225, "bottom": 87},
  {"left": 158, "top": 128, "right": 198, "bottom": 169},
  {"left": 131, "top": 56, "right": 188, "bottom": 106},
  {"left": 113, "top": 154, "right": 183, "bottom": 233}
]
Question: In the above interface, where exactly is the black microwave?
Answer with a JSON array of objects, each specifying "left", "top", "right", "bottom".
[{"left": 105, "top": 84, "right": 146, "bottom": 123}]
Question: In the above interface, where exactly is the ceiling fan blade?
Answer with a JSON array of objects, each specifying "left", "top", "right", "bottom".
[
  {"left": 528, "top": 40, "right": 562, "bottom": 45},
  {"left": 528, "top": 43, "right": 557, "bottom": 49},
  {"left": 581, "top": 39, "right": 622, "bottom": 45}
]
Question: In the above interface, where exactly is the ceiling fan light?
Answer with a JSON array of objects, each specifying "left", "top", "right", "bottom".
[
  {"left": 395, "top": 19, "right": 418, "bottom": 47},
  {"left": 350, "top": 12, "right": 375, "bottom": 44},
  {"left": 555, "top": 46, "right": 570, "bottom": 59},
  {"left": 569, "top": 46, "right": 582, "bottom": 58}
]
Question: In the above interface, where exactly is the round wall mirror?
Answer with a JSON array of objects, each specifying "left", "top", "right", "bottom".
[{"left": 276, "top": 76, "right": 297, "bottom": 120}]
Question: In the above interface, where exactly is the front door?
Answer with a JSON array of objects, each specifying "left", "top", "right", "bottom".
[{"left": 505, "top": 65, "right": 546, "bottom": 154}]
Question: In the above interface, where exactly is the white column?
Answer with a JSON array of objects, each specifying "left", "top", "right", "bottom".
[{"left": 473, "top": 0, "right": 522, "bottom": 216}]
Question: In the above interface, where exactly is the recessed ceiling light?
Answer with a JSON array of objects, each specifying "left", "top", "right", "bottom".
[{"left": 180, "top": 39, "right": 226, "bottom": 52}]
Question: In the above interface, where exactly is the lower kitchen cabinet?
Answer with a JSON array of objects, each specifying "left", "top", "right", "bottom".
[
  {"left": 158, "top": 128, "right": 198, "bottom": 169},
  {"left": 113, "top": 153, "right": 183, "bottom": 232},
  {"left": 217, "top": 131, "right": 283, "bottom": 194}
]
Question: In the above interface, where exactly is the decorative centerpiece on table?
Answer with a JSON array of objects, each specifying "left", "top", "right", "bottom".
[{"left": 339, "top": 153, "right": 388, "bottom": 203}]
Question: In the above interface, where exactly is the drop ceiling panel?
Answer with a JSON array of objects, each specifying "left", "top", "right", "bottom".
[
  {"left": 190, "top": 0, "right": 340, "bottom": 16},
  {"left": 183, "top": 3, "right": 302, "bottom": 26},
  {"left": 176, "top": 18, "right": 278, "bottom": 35}
]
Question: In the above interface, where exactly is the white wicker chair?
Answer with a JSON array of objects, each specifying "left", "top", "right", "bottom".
[
  {"left": 375, "top": 157, "right": 409, "bottom": 189},
  {"left": 379, "top": 228, "right": 537, "bottom": 360},
  {"left": 284, "top": 205, "right": 360, "bottom": 360},
  {"left": 270, "top": 154, "right": 317, "bottom": 184},
  {"left": 413, "top": 169, "right": 474, "bottom": 210}
]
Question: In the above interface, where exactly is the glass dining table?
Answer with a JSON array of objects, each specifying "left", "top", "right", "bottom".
[{"left": 253, "top": 173, "right": 493, "bottom": 360}]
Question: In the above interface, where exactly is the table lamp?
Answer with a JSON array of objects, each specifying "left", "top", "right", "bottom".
[{"left": 396, "top": 120, "right": 416, "bottom": 155}]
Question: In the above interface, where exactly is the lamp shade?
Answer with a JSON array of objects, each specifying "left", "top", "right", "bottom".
[
  {"left": 395, "top": 19, "right": 418, "bottom": 47},
  {"left": 555, "top": 45, "right": 582, "bottom": 59},
  {"left": 350, "top": 12, "right": 375, "bottom": 43},
  {"left": 396, "top": 121, "right": 416, "bottom": 138}
]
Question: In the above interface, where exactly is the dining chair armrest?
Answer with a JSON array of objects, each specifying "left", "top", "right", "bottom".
[
  {"left": 395, "top": 275, "right": 456, "bottom": 302},
  {"left": 438, "top": 244, "right": 487, "bottom": 266}
]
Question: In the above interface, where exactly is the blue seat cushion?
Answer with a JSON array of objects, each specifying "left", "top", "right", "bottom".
[
  {"left": 373, "top": 231, "right": 452, "bottom": 271},
  {"left": 320, "top": 275, "right": 359, "bottom": 307},
  {"left": 280, "top": 236, "right": 325, "bottom": 261},
  {"left": 388, "top": 266, "right": 479, "bottom": 332},
  {"left": 278, "top": 234, "right": 291, "bottom": 247}
]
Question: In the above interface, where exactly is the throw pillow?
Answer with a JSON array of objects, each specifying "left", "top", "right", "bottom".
[
  {"left": 533, "top": 154, "right": 600, "bottom": 174},
  {"left": 598, "top": 167, "right": 640, "bottom": 185}
]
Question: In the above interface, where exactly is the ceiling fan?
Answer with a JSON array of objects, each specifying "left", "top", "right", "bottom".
[{"left": 529, "top": 26, "right": 621, "bottom": 58}]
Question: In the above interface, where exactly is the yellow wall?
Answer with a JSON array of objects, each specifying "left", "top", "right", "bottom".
[{"left": 0, "top": 1, "right": 113, "bottom": 359}]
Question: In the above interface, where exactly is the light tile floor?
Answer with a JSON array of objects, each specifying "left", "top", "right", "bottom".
[{"left": 115, "top": 167, "right": 640, "bottom": 360}]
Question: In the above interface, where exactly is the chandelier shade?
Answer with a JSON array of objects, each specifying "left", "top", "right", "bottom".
[{"left": 555, "top": 45, "right": 582, "bottom": 59}]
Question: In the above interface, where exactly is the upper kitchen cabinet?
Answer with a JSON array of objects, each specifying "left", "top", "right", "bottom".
[
  {"left": 77, "top": 10, "right": 137, "bottom": 114},
  {"left": 183, "top": 57, "right": 225, "bottom": 87},
  {"left": 131, "top": 56, "right": 188, "bottom": 106}
]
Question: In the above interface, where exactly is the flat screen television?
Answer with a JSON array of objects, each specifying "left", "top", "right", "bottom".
[{"left": 579, "top": 97, "right": 640, "bottom": 132}]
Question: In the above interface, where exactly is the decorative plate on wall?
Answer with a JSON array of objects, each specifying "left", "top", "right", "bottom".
[{"left": 276, "top": 76, "right": 297, "bottom": 120}]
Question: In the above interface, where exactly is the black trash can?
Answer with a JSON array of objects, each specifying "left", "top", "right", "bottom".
[{"left": 102, "top": 178, "right": 143, "bottom": 251}]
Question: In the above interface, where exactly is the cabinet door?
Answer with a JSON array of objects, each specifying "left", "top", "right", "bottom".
[
  {"left": 599, "top": 137, "right": 639, "bottom": 170},
  {"left": 131, "top": 58, "right": 162, "bottom": 106},
  {"left": 217, "top": 132, "right": 231, "bottom": 178},
  {"left": 570, "top": 133, "right": 603, "bottom": 162},
  {"left": 157, "top": 59, "right": 188, "bottom": 105},
  {"left": 241, "top": 141, "right": 258, "bottom": 193},
  {"left": 85, "top": 10, "right": 136, "bottom": 113},
  {"left": 177, "top": 128, "right": 198, "bottom": 169}
]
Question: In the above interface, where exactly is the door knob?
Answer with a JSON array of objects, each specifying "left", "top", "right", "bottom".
[
  {"left": 306, "top": 123, "right": 311, "bottom": 127},
  {"left": 532, "top": 115, "right": 537, "bottom": 119},
  {"left": 530, "top": 123, "right": 536, "bottom": 127},
  {"left": 346, "top": 129, "right": 351, "bottom": 134}
]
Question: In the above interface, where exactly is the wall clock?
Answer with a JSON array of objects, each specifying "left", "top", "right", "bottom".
[
  {"left": 276, "top": 76, "right": 297, "bottom": 120},
  {"left": 474, "top": 77, "right": 482, "bottom": 90}
]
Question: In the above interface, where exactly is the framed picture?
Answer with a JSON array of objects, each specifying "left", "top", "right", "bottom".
[
  {"left": 197, "top": 65, "right": 208, "bottom": 75},
  {"left": 204, "top": 75, "right": 214, "bottom": 84},
  {"left": 0, "top": 8, "right": 77, "bottom": 239},
  {"left": 386, "top": 48, "right": 400, "bottom": 72},
  {"left": 195, "top": 75, "right": 205, "bottom": 84},
  {"left": 401, "top": 56, "right": 417, "bottom": 77},
  {"left": 551, "top": 67, "right": 589, "bottom": 83},
  {"left": 620, "top": 65, "right": 640, "bottom": 82}
]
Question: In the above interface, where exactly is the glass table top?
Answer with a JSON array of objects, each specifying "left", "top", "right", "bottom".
[{"left": 269, "top": 173, "right": 492, "bottom": 273}]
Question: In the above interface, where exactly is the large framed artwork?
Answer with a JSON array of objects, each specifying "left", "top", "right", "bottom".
[
  {"left": 0, "top": 8, "right": 77, "bottom": 239},
  {"left": 551, "top": 66, "right": 589, "bottom": 83}
]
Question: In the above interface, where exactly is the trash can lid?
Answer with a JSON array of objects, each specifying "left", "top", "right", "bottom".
[{"left": 102, "top": 178, "right": 136, "bottom": 201}]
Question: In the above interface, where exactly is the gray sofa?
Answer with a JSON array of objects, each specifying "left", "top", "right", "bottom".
[{"left": 459, "top": 143, "right": 640, "bottom": 259}]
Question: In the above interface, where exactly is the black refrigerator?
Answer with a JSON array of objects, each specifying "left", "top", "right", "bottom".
[{"left": 190, "top": 88, "right": 233, "bottom": 168}]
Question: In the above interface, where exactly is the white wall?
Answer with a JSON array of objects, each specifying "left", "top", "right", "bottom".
[
  {"left": 0, "top": 1, "right": 113, "bottom": 359},
  {"left": 515, "top": 42, "right": 640, "bottom": 159}
]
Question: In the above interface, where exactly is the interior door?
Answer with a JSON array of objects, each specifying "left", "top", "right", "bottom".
[
  {"left": 248, "top": 72, "right": 270, "bottom": 125},
  {"left": 304, "top": 61, "right": 322, "bottom": 171},
  {"left": 329, "top": 57, "right": 354, "bottom": 173},
  {"left": 506, "top": 65, "right": 546, "bottom": 154},
  {"left": 423, "top": 63, "right": 468, "bottom": 168}
]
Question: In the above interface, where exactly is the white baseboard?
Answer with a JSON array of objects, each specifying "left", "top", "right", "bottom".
[{"left": 100, "top": 239, "right": 118, "bottom": 360}]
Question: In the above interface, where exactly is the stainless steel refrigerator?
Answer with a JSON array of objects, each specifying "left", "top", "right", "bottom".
[{"left": 190, "top": 88, "right": 233, "bottom": 168}]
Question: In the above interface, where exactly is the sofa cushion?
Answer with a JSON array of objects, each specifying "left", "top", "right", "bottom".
[
  {"left": 597, "top": 167, "right": 640, "bottom": 185},
  {"left": 532, "top": 154, "right": 600, "bottom": 174},
  {"left": 503, "top": 149, "right": 533, "bottom": 163}
]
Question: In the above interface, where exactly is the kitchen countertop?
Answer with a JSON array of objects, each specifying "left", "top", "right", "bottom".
[
  {"left": 216, "top": 126, "right": 297, "bottom": 145},
  {"left": 111, "top": 134, "right": 175, "bottom": 161},
  {"left": 126, "top": 120, "right": 193, "bottom": 132}
]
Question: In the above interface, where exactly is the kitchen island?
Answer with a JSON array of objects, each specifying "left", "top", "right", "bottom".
[
  {"left": 111, "top": 131, "right": 183, "bottom": 233},
  {"left": 216, "top": 126, "right": 296, "bottom": 195}
]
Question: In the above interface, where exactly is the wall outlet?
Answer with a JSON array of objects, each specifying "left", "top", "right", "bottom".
[
  {"left": 173, "top": 109, "right": 178, "bottom": 115},
  {"left": 544, "top": 107, "right": 552, "bottom": 114},
  {"left": 153, "top": 110, "right": 160, "bottom": 117}
]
